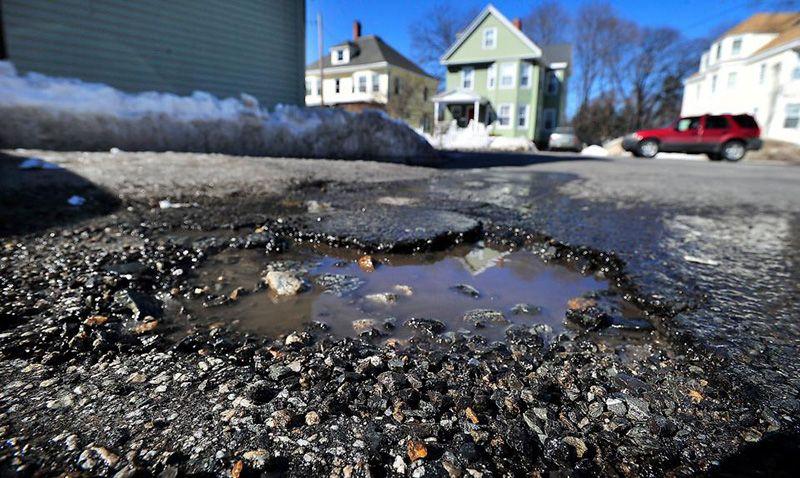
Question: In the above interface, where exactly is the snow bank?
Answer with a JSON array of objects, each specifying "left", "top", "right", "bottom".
[
  {"left": 0, "top": 61, "right": 435, "bottom": 163},
  {"left": 581, "top": 145, "right": 610, "bottom": 157},
  {"left": 427, "top": 121, "right": 537, "bottom": 152}
]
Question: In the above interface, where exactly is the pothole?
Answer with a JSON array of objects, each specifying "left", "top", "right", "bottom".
[{"left": 180, "top": 241, "right": 651, "bottom": 343}]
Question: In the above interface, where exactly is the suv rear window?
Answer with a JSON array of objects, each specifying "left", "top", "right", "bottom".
[
  {"left": 732, "top": 114, "right": 759, "bottom": 129},
  {"left": 705, "top": 116, "right": 729, "bottom": 129}
]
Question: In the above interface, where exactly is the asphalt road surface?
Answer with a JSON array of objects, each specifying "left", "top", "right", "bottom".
[{"left": 1, "top": 149, "right": 798, "bottom": 476}]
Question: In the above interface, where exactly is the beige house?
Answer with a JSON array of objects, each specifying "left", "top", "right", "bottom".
[{"left": 305, "top": 21, "right": 438, "bottom": 132}]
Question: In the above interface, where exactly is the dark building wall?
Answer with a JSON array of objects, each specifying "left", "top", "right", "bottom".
[{"left": 1, "top": 0, "right": 305, "bottom": 107}]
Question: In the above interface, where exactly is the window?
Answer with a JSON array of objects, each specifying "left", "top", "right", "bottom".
[
  {"left": 705, "top": 116, "right": 728, "bottom": 129},
  {"left": 305, "top": 80, "right": 313, "bottom": 96},
  {"left": 517, "top": 104, "right": 529, "bottom": 128},
  {"left": 711, "top": 75, "right": 717, "bottom": 93},
  {"left": 316, "top": 80, "right": 321, "bottom": 95},
  {"left": 423, "top": 87, "right": 428, "bottom": 101},
  {"left": 759, "top": 64, "right": 766, "bottom": 84},
  {"left": 701, "top": 54, "right": 708, "bottom": 71},
  {"left": 394, "top": 77, "right": 401, "bottom": 94},
  {"left": 334, "top": 79, "right": 340, "bottom": 94},
  {"left": 372, "top": 74, "right": 380, "bottom": 93},
  {"left": 499, "top": 62, "right": 515, "bottom": 88},
  {"left": 497, "top": 104, "right": 512, "bottom": 127},
  {"left": 733, "top": 114, "right": 758, "bottom": 128},
  {"left": 715, "top": 43, "right": 721, "bottom": 60},
  {"left": 676, "top": 117, "right": 700, "bottom": 132},
  {"left": 487, "top": 64, "right": 497, "bottom": 89},
  {"left": 520, "top": 63, "right": 532, "bottom": 88},
  {"left": 336, "top": 50, "right": 344, "bottom": 62},
  {"left": 332, "top": 48, "right": 348, "bottom": 65},
  {"left": 358, "top": 75, "right": 367, "bottom": 93},
  {"left": 785, "top": 104, "right": 799, "bottom": 128},
  {"left": 546, "top": 71, "right": 559, "bottom": 95},
  {"left": 793, "top": 54, "right": 800, "bottom": 80},
  {"left": 543, "top": 108, "right": 556, "bottom": 130},
  {"left": 732, "top": 38, "right": 742, "bottom": 56},
  {"left": 728, "top": 72, "right": 737, "bottom": 88},
  {"left": 461, "top": 67, "right": 474, "bottom": 89},
  {"left": 482, "top": 28, "right": 497, "bottom": 49}
]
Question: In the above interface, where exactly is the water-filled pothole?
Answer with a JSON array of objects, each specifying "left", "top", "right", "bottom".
[{"left": 181, "top": 242, "right": 649, "bottom": 342}]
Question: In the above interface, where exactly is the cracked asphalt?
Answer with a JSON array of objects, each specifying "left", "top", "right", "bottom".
[{"left": 0, "top": 149, "right": 798, "bottom": 476}]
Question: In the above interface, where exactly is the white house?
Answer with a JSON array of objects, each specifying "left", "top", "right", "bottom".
[
  {"left": 681, "top": 13, "right": 800, "bottom": 144},
  {"left": 305, "top": 21, "right": 438, "bottom": 131}
]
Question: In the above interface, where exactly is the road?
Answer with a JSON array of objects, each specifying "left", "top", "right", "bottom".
[{"left": 1, "top": 149, "right": 798, "bottom": 476}]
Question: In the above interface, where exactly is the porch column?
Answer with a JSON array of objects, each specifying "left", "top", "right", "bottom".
[
  {"left": 434, "top": 101, "right": 440, "bottom": 129},
  {"left": 474, "top": 100, "right": 480, "bottom": 128}
]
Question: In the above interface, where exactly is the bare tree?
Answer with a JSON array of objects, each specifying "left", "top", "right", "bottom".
[
  {"left": 409, "top": 2, "right": 478, "bottom": 81},
  {"left": 521, "top": 1, "right": 572, "bottom": 46}
]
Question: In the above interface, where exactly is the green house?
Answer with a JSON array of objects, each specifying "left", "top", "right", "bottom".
[
  {"left": 433, "top": 4, "right": 571, "bottom": 144},
  {"left": 0, "top": 0, "right": 305, "bottom": 108}
]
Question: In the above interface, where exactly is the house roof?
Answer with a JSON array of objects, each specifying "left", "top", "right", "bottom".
[
  {"left": 721, "top": 12, "right": 800, "bottom": 38},
  {"left": 306, "top": 35, "right": 435, "bottom": 78},
  {"left": 752, "top": 22, "right": 800, "bottom": 55},
  {"left": 541, "top": 44, "right": 572, "bottom": 67},
  {"left": 440, "top": 4, "right": 543, "bottom": 63}
]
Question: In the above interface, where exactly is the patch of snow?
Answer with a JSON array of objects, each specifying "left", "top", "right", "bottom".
[
  {"left": 67, "top": 195, "right": 86, "bottom": 206},
  {"left": 18, "top": 157, "right": 62, "bottom": 170},
  {"left": 581, "top": 145, "right": 610, "bottom": 157},
  {"left": 0, "top": 61, "right": 435, "bottom": 163},
  {"left": 158, "top": 199, "right": 194, "bottom": 209},
  {"left": 427, "top": 121, "right": 537, "bottom": 152}
]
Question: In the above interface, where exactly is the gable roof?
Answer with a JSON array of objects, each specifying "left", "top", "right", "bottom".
[
  {"left": 440, "top": 4, "right": 542, "bottom": 63},
  {"left": 306, "top": 35, "right": 435, "bottom": 78},
  {"left": 721, "top": 12, "right": 800, "bottom": 38},
  {"left": 541, "top": 44, "right": 572, "bottom": 68}
]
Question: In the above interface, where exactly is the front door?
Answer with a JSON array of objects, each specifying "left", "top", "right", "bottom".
[{"left": 466, "top": 106, "right": 474, "bottom": 121}]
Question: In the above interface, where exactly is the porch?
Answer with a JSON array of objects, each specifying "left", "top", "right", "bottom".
[{"left": 432, "top": 90, "right": 492, "bottom": 133}]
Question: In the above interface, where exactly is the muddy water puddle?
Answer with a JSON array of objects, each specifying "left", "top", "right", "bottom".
[{"left": 183, "top": 243, "right": 641, "bottom": 342}]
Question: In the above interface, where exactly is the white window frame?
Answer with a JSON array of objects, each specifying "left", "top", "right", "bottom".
[
  {"left": 356, "top": 74, "right": 368, "bottom": 93},
  {"left": 334, "top": 78, "right": 341, "bottom": 94},
  {"left": 728, "top": 72, "right": 737, "bottom": 88},
  {"left": 731, "top": 38, "right": 742, "bottom": 56},
  {"left": 482, "top": 27, "right": 497, "bottom": 49},
  {"left": 499, "top": 62, "right": 516, "bottom": 89},
  {"left": 496, "top": 103, "right": 513, "bottom": 129},
  {"left": 792, "top": 54, "right": 800, "bottom": 80},
  {"left": 517, "top": 104, "right": 529, "bottom": 128},
  {"left": 543, "top": 108, "right": 556, "bottom": 131},
  {"left": 332, "top": 48, "right": 349, "bottom": 65},
  {"left": 711, "top": 74, "right": 717, "bottom": 93},
  {"left": 759, "top": 64, "right": 766, "bottom": 84},
  {"left": 461, "top": 67, "right": 474, "bottom": 90},
  {"left": 305, "top": 79, "right": 313, "bottom": 96},
  {"left": 371, "top": 73, "right": 380, "bottom": 93},
  {"left": 784, "top": 103, "right": 799, "bottom": 129},
  {"left": 520, "top": 63, "right": 532, "bottom": 89},
  {"left": 487, "top": 64, "right": 497, "bottom": 89}
]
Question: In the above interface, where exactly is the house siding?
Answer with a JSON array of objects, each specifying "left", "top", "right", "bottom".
[{"left": 2, "top": 0, "right": 305, "bottom": 107}]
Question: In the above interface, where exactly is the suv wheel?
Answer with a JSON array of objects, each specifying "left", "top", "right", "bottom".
[
  {"left": 721, "top": 140, "right": 745, "bottom": 161},
  {"left": 638, "top": 140, "right": 659, "bottom": 158}
]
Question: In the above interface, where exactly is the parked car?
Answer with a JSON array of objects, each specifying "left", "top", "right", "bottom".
[
  {"left": 622, "top": 114, "right": 762, "bottom": 161},
  {"left": 547, "top": 127, "right": 583, "bottom": 152}
]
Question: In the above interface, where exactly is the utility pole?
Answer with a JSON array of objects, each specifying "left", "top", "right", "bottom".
[{"left": 317, "top": 11, "right": 324, "bottom": 106}]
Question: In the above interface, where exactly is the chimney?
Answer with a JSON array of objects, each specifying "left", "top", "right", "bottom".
[
  {"left": 512, "top": 18, "right": 522, "bottom": 30},
  {"left": 353, "top": 20, "right": 362, "bottom": 40}
]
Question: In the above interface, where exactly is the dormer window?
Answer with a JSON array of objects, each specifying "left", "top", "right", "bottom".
[
  {"left": 331, "top": 48, "right": 350, "bottom": 65},
  {"left": 482, "top": 28, "right": 497, "bottom": 49},
  {"left": 732, "top": 38, "right": 742, "bottom": 56}
]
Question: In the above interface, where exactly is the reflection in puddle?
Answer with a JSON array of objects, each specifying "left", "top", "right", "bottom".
[{"left": 184, "top": 244, "right": 618, "bottom": 341}]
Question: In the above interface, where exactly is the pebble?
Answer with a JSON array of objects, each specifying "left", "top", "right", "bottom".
[{"left": 265, "top": 271, "right": 304, "bottom": 296}]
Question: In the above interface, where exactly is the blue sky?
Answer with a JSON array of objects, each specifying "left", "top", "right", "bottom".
[{"left": 305, "top": 0, "right": 782, "bottom": 64}]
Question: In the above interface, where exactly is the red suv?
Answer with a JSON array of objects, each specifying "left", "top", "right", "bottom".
[{"left": 622, "top": 114, "right": 762, "bottom": 161}]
